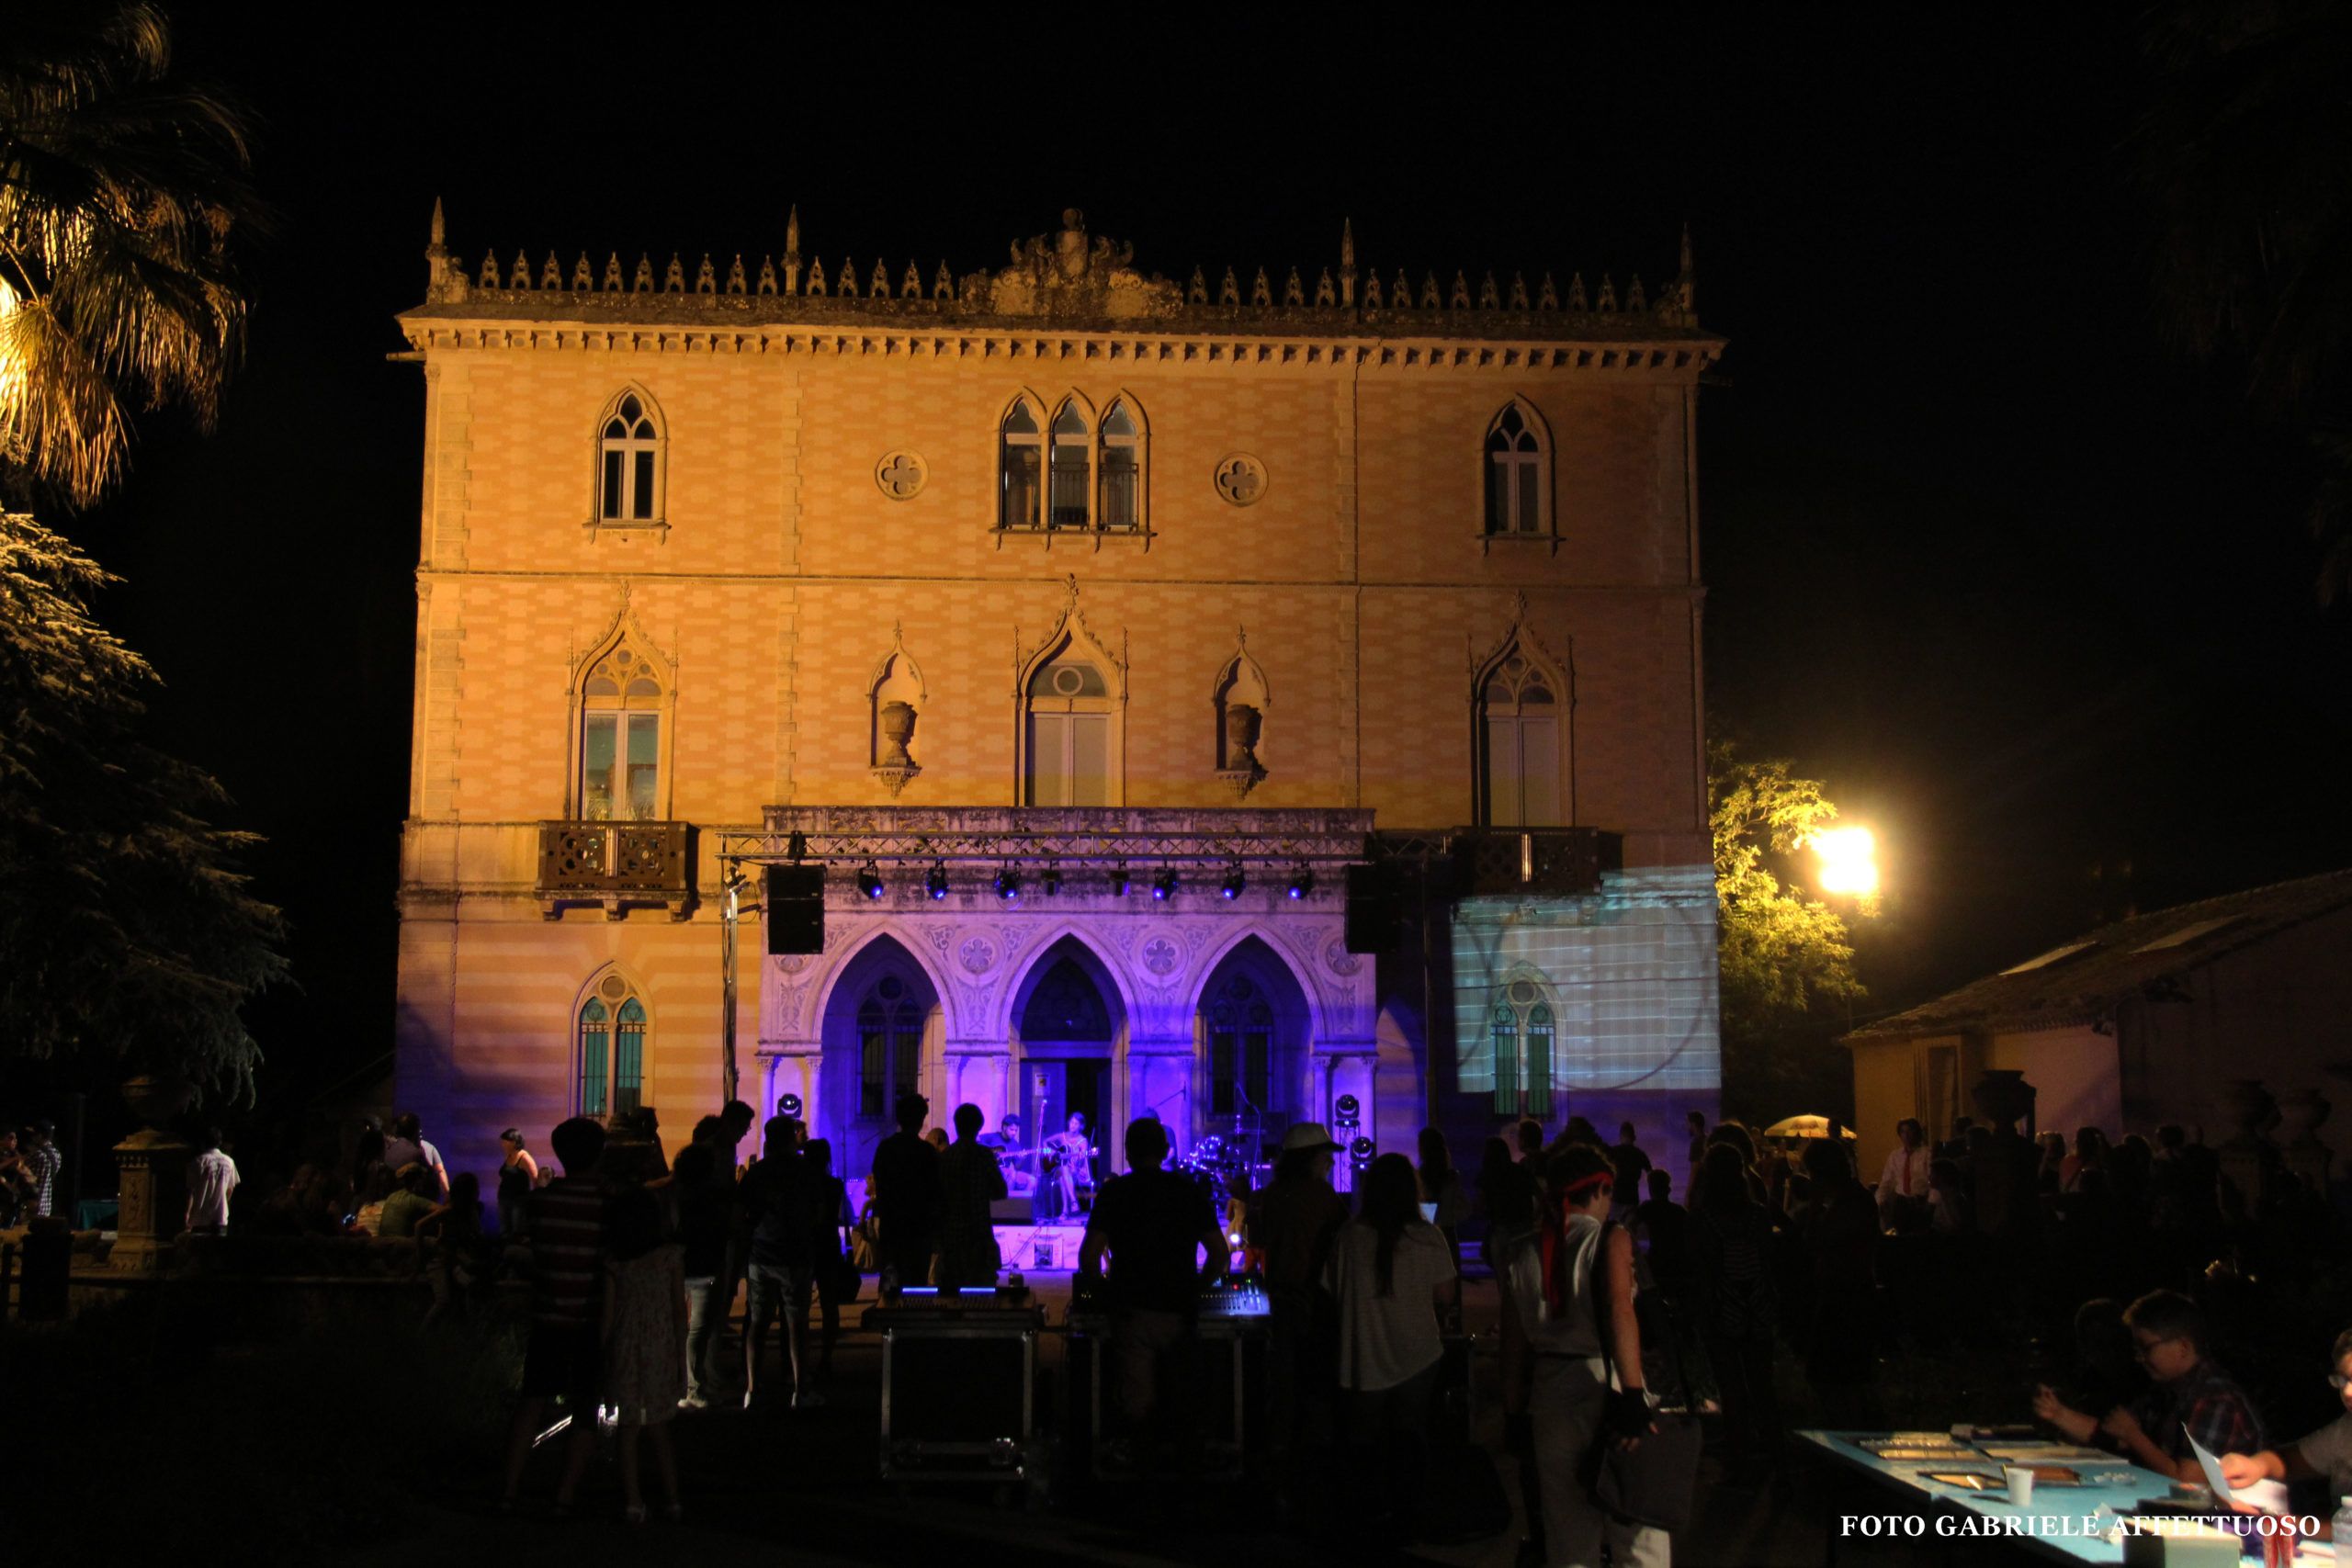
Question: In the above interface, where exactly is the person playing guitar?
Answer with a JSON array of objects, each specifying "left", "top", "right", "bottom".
[{"left": 1042, "top": 1112, "right": 1098, "bottom": 1220}]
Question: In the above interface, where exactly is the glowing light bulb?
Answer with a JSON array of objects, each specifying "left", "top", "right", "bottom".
[{"left": 1812, "top": 826, "right": 1880, "bottom": 897}]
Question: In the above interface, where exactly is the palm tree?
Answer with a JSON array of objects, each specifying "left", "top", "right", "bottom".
[{"left": 0, "top": 2, "right": 259, "bottom": 509}]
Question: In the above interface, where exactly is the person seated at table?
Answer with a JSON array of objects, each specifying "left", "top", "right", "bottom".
[
  {"left": 2032, "top": 1288, "right": 2263, "bottom": 1482},
  {"left": 2220, "top": 1327, "right": 2352, "bottom": 1505}
]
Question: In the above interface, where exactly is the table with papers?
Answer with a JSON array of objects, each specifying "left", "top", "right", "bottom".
[{"left": 1797, "top": 1429, "right": 2328, "bottom": 1564}]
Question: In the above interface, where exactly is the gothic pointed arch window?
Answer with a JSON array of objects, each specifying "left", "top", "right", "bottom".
[
  {"left": 1478, "top": 648, "right": 1563, "bottom": 827},
  {"left": 596, "top": 389, "right": 664, "bottom": 524},
  {"left": 1484, "top": 401, "right": 1548, "bottom": 536},
  {"left": 578, "top": 975, "right": 648, "bottom": 1117},
  {"left": 1206, "top": 973, "right": 1274, "bottom": 1118},
  {"left": 1024, "top": 648, "right": 1114, "bottom": 806},
  {"left": 1491, "top": 978, "right": 1554, "bottom": 1117},
  {"left": 1048, "top": 399, "right": 1092, "bottom": 528},
  {"left": 576, "top": 637, "right": 669, "bottom": 820},
  {"left": 857, "top": 973, "right": 924, "bottom": 1119},
  {"left": 1099, "top": 398, "right": 1145, "bottom": 529},
  {"left": 1000, "top": 397, "right": 1044, "bottom": 529}
]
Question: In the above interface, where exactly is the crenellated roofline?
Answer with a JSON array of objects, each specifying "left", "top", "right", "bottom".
[{"left": 404, "top": 202, "right": 1717, "bottom": 351}]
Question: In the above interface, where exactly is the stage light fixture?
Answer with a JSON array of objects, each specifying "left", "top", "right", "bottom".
[
  {"left": 1335, "top": 1093, "right": 1361, "bottom": 1120},
  {"left": 855, "top": 860, "right": 885, "bottom": 900},
  {"left": 1152, "top": 865, "right": 1179, "bottom": 901},
  {"left": 1288, "top": 863, "right": 1314, "bottom": 900},
  {"left": 925, "top": 861, "right": 949, "bottom": 900},
  {"left": 786, "top": 829, "right": 808, "bottom": 861},
  {"left": 1221, "top": 862, "right": 1246, "bottom": 900},
  {"left": 1110, "top": 860, "right": 1130, "bottom": 897},
  {"left": 1044, "top": 858, "right": 1062, "bottom": 897},
  {"left": 1349, "top": 1135, "right": 1375, "bottom": 1172},
  {"left": 777, "top": 1092, "right": 803, "bottom": 1118},
  {"left": 995, "top": 865, "right": 1022, "bottom": 901}
]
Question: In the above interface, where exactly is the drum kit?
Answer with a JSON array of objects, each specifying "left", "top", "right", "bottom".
[{"left": 1178, "top": 1131, "right": 1262, "bottom": 1212}]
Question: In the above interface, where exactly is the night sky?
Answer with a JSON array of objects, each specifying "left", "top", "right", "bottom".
[{"left": 63, "top": 11, "right": 2352, "bottom": 1105}]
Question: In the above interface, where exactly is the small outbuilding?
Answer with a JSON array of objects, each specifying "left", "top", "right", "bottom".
[{"left": 1839, "top": 869, "right": 2352, "bottom": 1183}]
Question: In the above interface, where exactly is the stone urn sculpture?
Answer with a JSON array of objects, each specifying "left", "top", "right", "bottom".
[
  {"left": 2274, "top": 1087, "right": 2334, "bottom": 1195},
  {"left": 2215, "top": 1078, "right": 2279, "bottom": 1214},
  {"left": 1218, "top": 703, "right": 1263, "bottom": 797},
  {"left": 877, "top": 701, "right": 917, "bottom": 768},
  {"left": 113, "top": 1073, "right": 196, "bottom": 1274},
  {"left": 872, "top": 701, "right": 920, "bottom": 795},
  {"left": 1970, "top": 1068, "right": 2035, "bottom": 1134}
]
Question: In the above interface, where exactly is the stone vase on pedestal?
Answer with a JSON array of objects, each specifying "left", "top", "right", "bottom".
[
  {"left": 111, "top": 1074, "right": 195, "bottom": 1274},
  {"left": 2274, "top": 1088, "right": 2333, "bottom": 1194},
  {"left": 872, "top": 701, "right": 920, "bottom": 795},
  {"left": 1970, "top": 1068, "right": 2036, "bottom": 1135},
  {"left": 2215, "top": 1077, "right": 2278, "bottom": 1215}
]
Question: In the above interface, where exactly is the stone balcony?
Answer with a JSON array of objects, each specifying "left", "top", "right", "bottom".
[{"left": 535, "top": 819, "right": 694, "bottom": 919}]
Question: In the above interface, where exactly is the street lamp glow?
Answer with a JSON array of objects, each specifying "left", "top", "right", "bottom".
[{"left": 1812, "top": 826, "right": 1880, "bottom": 896}]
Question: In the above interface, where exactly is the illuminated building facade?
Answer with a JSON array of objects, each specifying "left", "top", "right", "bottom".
[{"left": 391, "top": 206, "right": 1723, "bottom": 1185}]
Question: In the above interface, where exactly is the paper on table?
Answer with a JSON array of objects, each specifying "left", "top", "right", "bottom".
[{"left": 2187, "top": 1427, "right": 2291, "bottom": 1514}]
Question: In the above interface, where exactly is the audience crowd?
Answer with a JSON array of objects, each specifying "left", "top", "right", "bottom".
[{"left": 28, "top": 1090, "right": 2350, "bottom": 1550}]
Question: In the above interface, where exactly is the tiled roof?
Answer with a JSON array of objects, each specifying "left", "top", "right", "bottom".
[{"left": 1841, "top": 867, "right": 2352, "bottom": 1044}]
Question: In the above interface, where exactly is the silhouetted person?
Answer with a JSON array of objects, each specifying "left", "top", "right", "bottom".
[
  {"left": 1329, "top": 1153, "right": 1456, "bottom": 1536},
  {"left": 672, "top": 1143, "right": 730, "bottom": 1407},
  {"left": 1798, "top": 1137, "right": 1880, "bottom": 1429},
  {"left": 602, "top": 1184, "right": 685, "bottom": 1521},
  {"left": 935, "top": 1103, "right": 1006, "bottom": 1291},
  {"left": 500, "top": 1115, "right": 609, "bottom": 1512},
  {"left": 1080, "top": 1117, "right": 1227, "bottom": 1462},
  {"left": 1418, "top": 1126, "right": 1469, "bottom": 1282},
  {"left": 1609, "top": 1122, "right": 1654, "bottom": 1224},
  {"left": 741, "top": 1116, "right": 814, "bottom": 1409},
  {"left": 869, "top": 1092, "right": 941, "bottom": 1291},
  {"left": 1634, "top": 1168, "right": 1695, "bottom": 1306},
  {"left": 1249, "top": 1122, "right": 1349, "bottom": 1500},
  {"left": 1691, "top": 1142, "right": 1781, "bottom": 1472}
]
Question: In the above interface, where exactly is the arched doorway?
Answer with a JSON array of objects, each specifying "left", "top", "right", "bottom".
[
  {"left": 819, "top": 936, "right": 942, "bottom": 1180},
  {"left": 1008, "top": 936, "right": 1124, "bottom": 1213},
  {"left": 1193, "top": 936, "right": 1313, "bottom": 1159}
]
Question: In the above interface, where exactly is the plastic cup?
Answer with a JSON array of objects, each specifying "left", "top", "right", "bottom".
[{"left": 2003, "top": 1466, "right": 2036, "bottom": 1507}]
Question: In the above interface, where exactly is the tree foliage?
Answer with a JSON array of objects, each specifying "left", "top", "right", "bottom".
[
  {"left": 0, "top": 2, "right": 259, "bottom": 508},
  {"left": 0, "top": 510, "right": 285, "bottom": 1097},
  {"left": 0, "top": 10, "right": 277, "bottom": 1098},
  {"left": 1711, "top": 739, "right": 1864, "bottom": 1122},
  {"left": 2133, "top": 1, "right": 2352, "bottom": 601}
]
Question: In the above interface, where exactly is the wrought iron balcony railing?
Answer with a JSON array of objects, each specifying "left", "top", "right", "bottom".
[{"left": 537, "top": 820, "right": 693, "bottom": 918}]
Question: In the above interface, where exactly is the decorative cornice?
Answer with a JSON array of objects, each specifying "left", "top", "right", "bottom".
[
  {"left": 405, "top": 205, "right": 1714, "bottom": 350},
  {"left": 393, "top": 321, "right": 1721, "bottom": 375}
]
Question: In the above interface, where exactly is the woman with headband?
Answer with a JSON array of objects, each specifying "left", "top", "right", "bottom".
[{"left": 1498, "top": 1141, "right": 1668, "bottom": 1567}]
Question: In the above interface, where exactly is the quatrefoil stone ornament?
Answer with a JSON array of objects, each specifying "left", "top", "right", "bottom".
[
  {"left": 1214, "top": 453, "right": 1268, "bottom": 507},
  {"left": 875, "top": 450, "right": 928, "bottom": 501}
]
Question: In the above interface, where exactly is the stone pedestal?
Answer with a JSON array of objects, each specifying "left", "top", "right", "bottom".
[
  {"left": 111, "top": 1126, "right": 192, "bottom": 1274},
  {"left": 2215, "top": 1078, "right": 2277, "bottom": 1213},
  {"left": 2276, "top": 1088, "right": 2333, "bottom": 1194}
]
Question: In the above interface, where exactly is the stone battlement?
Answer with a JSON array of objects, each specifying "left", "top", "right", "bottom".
[{"left": 414, "top": 203, "right": 1705, "bottom": 339}]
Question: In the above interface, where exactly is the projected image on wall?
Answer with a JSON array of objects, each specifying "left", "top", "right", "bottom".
[{"left": 1451, "top": 898, "right": 1719, "bottom": 1115}]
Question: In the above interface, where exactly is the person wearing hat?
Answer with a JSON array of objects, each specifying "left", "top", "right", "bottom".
[{"left": 1249, "top": 1121, "right": 1351, "bottom": 1495}]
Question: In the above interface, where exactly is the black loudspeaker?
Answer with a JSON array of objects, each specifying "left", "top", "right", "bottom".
[
  {"left": 764, "top": 864, "right": 825, "bottom": 955},
  {"left": 1344, "top": 863, "right": 1391, "bottom": 953}
]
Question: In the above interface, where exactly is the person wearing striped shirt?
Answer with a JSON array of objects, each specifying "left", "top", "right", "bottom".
[{"left": 500, "top": 1116, "right": 611, "bottom": 1513}]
